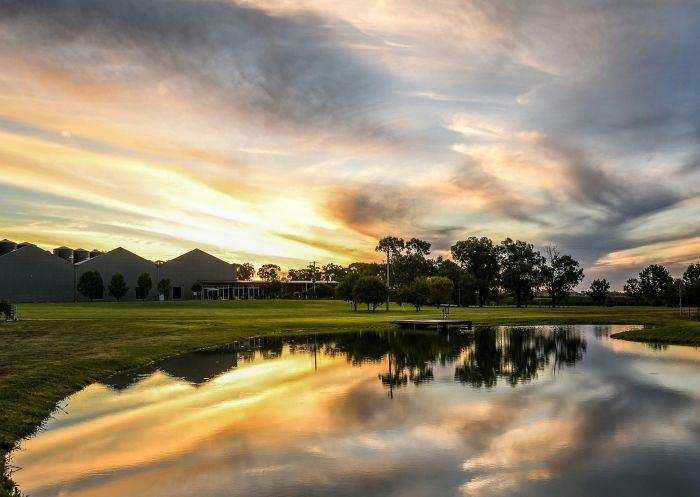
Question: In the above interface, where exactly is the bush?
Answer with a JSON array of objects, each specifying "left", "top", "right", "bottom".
[{"left": 0, "top": 300, "right": 11, "bottom": 319}]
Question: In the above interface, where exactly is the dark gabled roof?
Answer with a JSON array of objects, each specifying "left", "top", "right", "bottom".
[
  {"left": 163, "top": 248, "right": 232, "bottom": 267},
  {"left": 74, "top": 246, "right": 156, "bottom": 267},
  {"left": 0, "top": 243, "right": 72, "bottom": 266}
]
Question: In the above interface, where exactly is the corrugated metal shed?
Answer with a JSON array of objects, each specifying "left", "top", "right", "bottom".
[
  {"left": 160, "top": 249, "right": 236, "bottom": 300},
  {"left": 75, "top": 247, "right": 158, "bottom": 301},
  {"left": 0, "top": 245, "right": 75, "bottom": 302}
]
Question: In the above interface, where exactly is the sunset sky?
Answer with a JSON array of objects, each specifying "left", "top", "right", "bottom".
[{"left": 1, "top": 0, "right": 699, "bottom": 287}]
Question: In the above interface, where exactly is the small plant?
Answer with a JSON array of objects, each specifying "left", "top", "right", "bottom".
[{"left": 0, "top": 300, "right": 12, "bottom": 319}]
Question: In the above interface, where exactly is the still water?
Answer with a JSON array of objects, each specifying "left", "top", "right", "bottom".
[{"left": 12, "top": 325, "right": 700, "bottom": 497}]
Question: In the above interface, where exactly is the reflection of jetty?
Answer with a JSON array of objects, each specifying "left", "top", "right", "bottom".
[{"left": 393, "top": 319, "right": 472, "bottom": 330}]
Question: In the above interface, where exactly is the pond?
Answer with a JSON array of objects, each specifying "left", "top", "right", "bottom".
[{"left": 11, "top": 325, "right": 700, "bottom": 497}]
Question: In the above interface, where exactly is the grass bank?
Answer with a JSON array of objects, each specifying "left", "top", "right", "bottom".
[{"left": 1, "top": 301, "right": 698, "bottom": 496}]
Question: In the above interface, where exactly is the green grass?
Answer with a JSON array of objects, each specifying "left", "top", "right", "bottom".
[{"left": 1, "top": 300, "right": 699, "bottom": 496}]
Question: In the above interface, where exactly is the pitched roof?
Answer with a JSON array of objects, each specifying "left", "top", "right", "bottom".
[{"left": 162, "top": 248, "right": 232, "bottom": 267}]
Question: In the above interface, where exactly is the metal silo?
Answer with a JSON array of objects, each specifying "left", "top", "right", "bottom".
[
  {"left": 53, "top": 246, "right": 74, "bottom": 263},
  {"left": 73, "top": 248, "right": 90, "bottom": 264},
  {"left": 0, "top": 239, "right": 17, "bottom": 256}
]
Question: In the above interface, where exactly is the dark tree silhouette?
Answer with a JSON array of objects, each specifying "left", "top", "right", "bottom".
[
  {"left": 587, "top": 278, "right": 610, "bottom": 305},
  {"left": 136, "top": 272, "right": 152, "bottom": 300},
  {"left": 77, "top": 270, "right": 104, "bottom": 301},
  {"left": 108, "top": 273, "right": 128, "bottom": 301},
  {"left": 451, "top": 237, "right": 500, "bottom": 307}
]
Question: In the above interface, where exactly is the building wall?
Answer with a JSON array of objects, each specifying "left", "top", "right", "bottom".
[
  {"left": 75, "top": 247, "right": 158, "bottom": 301},
  {"left": 159, "top": 249, "right": 236, "bottom": 300},
  {"left": 0, "top": 245, "right": 75, "bottom": 302}
]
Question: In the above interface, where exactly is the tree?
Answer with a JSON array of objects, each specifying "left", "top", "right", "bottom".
[
  {"left": 235, "top": 262, "right": 255, "bottom": 280},
  {"left": 353, "top": 276, "right": 389, "bottom": 312},
  {"left": 191, "top": 282, "right": 202, "bottom": 297},
  {"left": 498, "top": 238, "right": 544, "bottom": 308},
  {"left": 451, "top": 237, "right": 500, "bottom": 307},
  {"left": 287, "top": 267, "right": 313, "bottom": 280},
  {"left": 347, "top": 262, "right": 383, "bottom": 278},
  {"left": 258, "top": 264, "right": 281, "bottom": 281},
  {"left": 405, "top": 237, "right": 431, "bottom": 256},
  {"left": 157, "top": 279, "right": 171, "bottom": 300},
  {"left": 136, "top": 272, "right": 152, "bottom": 300},
  {"left": 400, "top": 277, "right": 430, "bottom": 311},
  {"left": 267, "top": 280, "right": 283, "bottom": 298},
  {"left": 638, "top": 264, "right": 673, "bottom": 305},
  {"left": 336, "top": 273, "right": 360, "bottom": 311},
  {"left": 77, "top": 270, "right": 104, "bottom": 302},
  {"left": 375, "top": 236, "right": 405, "bottom": 309},
  {"left": 426, "top": 276, "right": 454, "bottom": 306},
  {"left": 587, "top": 278, "right": 610, "bottom": 305},
  {"left": 321, "top": 263, "right": 346, "bottom": 282},
  {"left": 108, "top": 273, "right": 129, "bottom": 301},
  {"left": 392, "top": 251, "right": 435, "bottom": 289},
  {"left": 541, "top": 246, "right": 584, "bottom": 307},
  {"left": 683, "top": 262, "right": 700, "bottom": 307},
  {"left": 624, "top": 278, "right": 643, "bottom": 304},
  {"left": 435, "top": 257, "right": 467, "bottom": 305}
]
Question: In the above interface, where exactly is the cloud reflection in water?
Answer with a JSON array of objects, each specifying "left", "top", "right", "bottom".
[{"left": 11, "top": 326, "right": 700, "bottom": 497}]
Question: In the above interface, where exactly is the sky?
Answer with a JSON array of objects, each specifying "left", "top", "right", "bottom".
[{"left": 1, "top": 0, "right": 700, "bottom": 288}]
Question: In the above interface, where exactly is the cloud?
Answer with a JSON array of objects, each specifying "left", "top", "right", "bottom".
[
  {"left": 323, "top": 185, "right": 422, "bottom": 238},
  {"left": 0, "top": 0, "right": 397, "bottom": 143}
]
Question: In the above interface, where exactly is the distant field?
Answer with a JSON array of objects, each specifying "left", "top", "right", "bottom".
[{"left": 1, "top": 300, "right": 699, "bottom": 497}]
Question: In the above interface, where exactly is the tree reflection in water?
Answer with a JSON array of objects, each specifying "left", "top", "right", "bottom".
[
  {"left": 324, "top": 326, "right": 587, "bottom": 393},
  {"left": 103, "top": 327, "right": 587, "bottom": 394},
  {"left": 454, "top": 327, "right": 587, "bottom": 388}
]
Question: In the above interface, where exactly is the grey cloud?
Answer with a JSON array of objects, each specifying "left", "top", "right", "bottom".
[
  {"left": 0, "top": 0, "right": 396, "bottom": 142},
  {"left": 323, "top": 185, "right": 421, "bottom": 238},
  {"left": 450, "top": 159, "right": 549, "bottom": 226}
]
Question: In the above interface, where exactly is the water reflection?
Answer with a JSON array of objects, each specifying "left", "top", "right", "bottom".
[
  {"left": 455, "top": 327, "right": 586, "bottom": 388},
  {"left": 11, "top": 325, "right": 700, "bottom": 497}
]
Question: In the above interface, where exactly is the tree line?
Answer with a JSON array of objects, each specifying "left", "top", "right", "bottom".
[
  {"left": 76, "top": 271, "right": 173, "bottom": 301},
  {"left": 246, "top": 235, "right": 700, "bottom": 310},
  {"left": 247, "top": 236, "right": 586, "bottom": 309}
]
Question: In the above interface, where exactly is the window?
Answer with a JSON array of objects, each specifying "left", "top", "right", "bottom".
[{"left": 173, "top": 286, "right": 182, "bottom": 299}]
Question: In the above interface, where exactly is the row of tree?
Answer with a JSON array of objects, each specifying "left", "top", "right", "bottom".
[
  {"left": 622, "top": 262, "right": 700, "bottom": 306},
  {"left": 371, "top": 236, "right": 585, "bottom": 308},
  {"left": 77, "top": 271, "right": 172, "bottom": 301},
  {"left": 237, "top": 237, "right": 700, "bottom": 309}
]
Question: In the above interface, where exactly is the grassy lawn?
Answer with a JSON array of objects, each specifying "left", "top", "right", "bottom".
[{"left": 1, "top": 300, "right": 699, "bottom": 496}]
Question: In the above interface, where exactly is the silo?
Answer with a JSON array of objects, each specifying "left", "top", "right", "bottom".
[
  {"left": 53, "top": 246, "right": 74, "bottom": 263},
  {"left": 73, "top": 248, "right": 90, "bottom": 264},
  {"left": 89, "top": 249, "right": 103, "bottom": 259},
  {"left": 0, "top": 239, "right": 17, "bottom": 256}
]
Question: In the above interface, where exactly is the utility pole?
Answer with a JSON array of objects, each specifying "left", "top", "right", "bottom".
[
  {"left": 386, "top": 251, "right": 390, "bottom": 311},
  {"left": 310, "top": 261, "right": 318, "bottom": 299},
  {"left": 679, "top": 279, "right": 683, "bottom": 316}
]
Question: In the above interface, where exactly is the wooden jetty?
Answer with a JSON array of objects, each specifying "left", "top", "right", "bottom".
[{"left": 393, "top": 319, "right": 472, "bottom": 331}]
